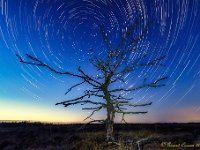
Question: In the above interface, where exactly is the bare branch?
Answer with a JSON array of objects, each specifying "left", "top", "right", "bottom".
[
  {"left": 17, "top": 54, "right": 103, "bottom": 89},
  {"left": 17, "top": 54, "right": 84, "bottom": 78},
  {"left": 55, "top": 94, "right": 89, "bottom": 105},
  {"left": 83, "top": 106, "right": 103, "bottom": 121},
  {"left": 90, "top": 57, "right": 108, "bottom": 76},
  {"left": 57, "top": 100, "right": 105, "bottom": 107},
  {"left": 119, "top": 110, "right": 148, "bottom": 124},
  {"left": 121, "top": 114, "right": 127, "bottom": 124},
  {"left": 84, "top": 90, "right": 104, "bottom": 98},
  {"left": 110, "top": 77, "right": 168, "bottom": 93},
  {"left": 82, "top": 107, "right": 102, "bottom": 110},
  {"left": 116, "top": 110, "right": 148, "bottom": 114},
  {"left": 119, "top": 102, "right": 152, "bottom": 107},
  {"left": 117, "top": 16, "right": 141, "bottom": 50},
  {"left": 154, "top": 76, "right": 168, "bottom": 84},
  {"left": 65, "top": 81, "right": 85, "bottom": 95},
  {"left": 133, "top": 56, "right": 166, "bottom": 68},
  {"left": 100, "top": 26, "right": 113, "bottom": 53},
  {"left": 87, "top": 118, "right": 105, "bottom": 124},
  {"left": 78, "top": 66, "right": 101, "bottom": 86},
  {"left": 111, "top": 94, "right": 133, "bottom": 101},
  {"left": 16, "top": 54, "right": 24, "bottom": 62}
]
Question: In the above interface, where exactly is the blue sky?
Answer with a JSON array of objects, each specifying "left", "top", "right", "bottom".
[{"left": 0, "top": 0, "right": 200, "bottom": 123}]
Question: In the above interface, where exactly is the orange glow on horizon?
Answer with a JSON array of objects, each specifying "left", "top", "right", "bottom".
[
  {"left": 1, "top": 98, "right": 200, "bottom": 123},
  {"left": 0, "top": 98, "right": 83, "bottom": 123}
]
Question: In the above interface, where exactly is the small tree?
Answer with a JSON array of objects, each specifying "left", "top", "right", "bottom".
[{"left": 17, "top": 17, "right": 167, "bottom": 142}]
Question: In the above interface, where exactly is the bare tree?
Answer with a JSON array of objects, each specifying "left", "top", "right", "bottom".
[{"left": 16, "top": 17, "right": 167, "bottom": 142}]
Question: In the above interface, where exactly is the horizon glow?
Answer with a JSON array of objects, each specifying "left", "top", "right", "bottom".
[{"left": 0, "top": 0, "right": 200, "bottom": 123}]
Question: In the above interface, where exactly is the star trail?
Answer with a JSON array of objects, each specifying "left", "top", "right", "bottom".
[{"left": 0, "top": 0, "right": 200, "bottom": 123}]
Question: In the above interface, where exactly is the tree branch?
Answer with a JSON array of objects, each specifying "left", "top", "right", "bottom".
[
  {"left": 120, "top": 102, "right": 152, "bottom": 106},
  {"left": 78, "top": 66, "right": 101, "bottom": 86},
  {"left": 133, "top": 56, "right": 166, "bottom": 68},
  {"left": 65, "top": 81, "right": 85, "bottom": 95},
  {"left": 87, "top": 118, "right": 105, "bottom": 124},
  {"left": 56, "top": 100, "right": 105, "bottom": 107},
  {"left": 17, "top": 54, "right": 84, "bottom": 78},
  {"left": 110, "top": 77, "right": 168, "bottom": 93},
  {"left": 83, "top": 106, "right": 103, "bottom": 121},
  {"left": 116, "top": 110, "right": 148, "bottom": 114},
  {"left": 55, "top": 94, "right": 89, "bottom": 105},
  {"left": 100, "top": 26, "right": 113, "bottom": 54}
]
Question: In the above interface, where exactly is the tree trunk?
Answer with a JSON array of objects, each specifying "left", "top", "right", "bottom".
[
  {"left": 104, "top": 88, "right": 115, "bottom": 142},
  {"left": 106, "top": 107, "right": 115, "bottom": 142},
  {"left": 106, "top": 119, "right": 114, "bottom": 141}
]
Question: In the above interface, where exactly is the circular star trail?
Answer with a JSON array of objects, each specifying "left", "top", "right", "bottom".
[{"left": 0, "top": 0, "right": 200, "bottom": 115}]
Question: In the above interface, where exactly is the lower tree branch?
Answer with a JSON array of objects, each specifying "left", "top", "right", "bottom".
[{"left": 83, "top": 106, "right": 103, "bottom": 121}]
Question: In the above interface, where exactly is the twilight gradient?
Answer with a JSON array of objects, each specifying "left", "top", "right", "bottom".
[{"left": 0, "top": 0, "right": 200, "bottom": 123}]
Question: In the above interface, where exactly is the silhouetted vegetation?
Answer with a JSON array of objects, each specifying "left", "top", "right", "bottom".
[{"left": 1, "top": 122, "right": 200, "bottom": 150}]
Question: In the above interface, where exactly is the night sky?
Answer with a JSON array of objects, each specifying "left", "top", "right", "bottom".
[{"left": 0, "top": 0, "right": 200, "bottom": 123}]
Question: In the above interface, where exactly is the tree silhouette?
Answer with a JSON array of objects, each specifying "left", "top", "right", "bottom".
[{"left": 16, "top": 17, "right": 167, "bottom": 142}]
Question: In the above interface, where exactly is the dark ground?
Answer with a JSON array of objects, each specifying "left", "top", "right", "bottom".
[{"left": 0, "top": 122, "right": 200, "bottom": 150}]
